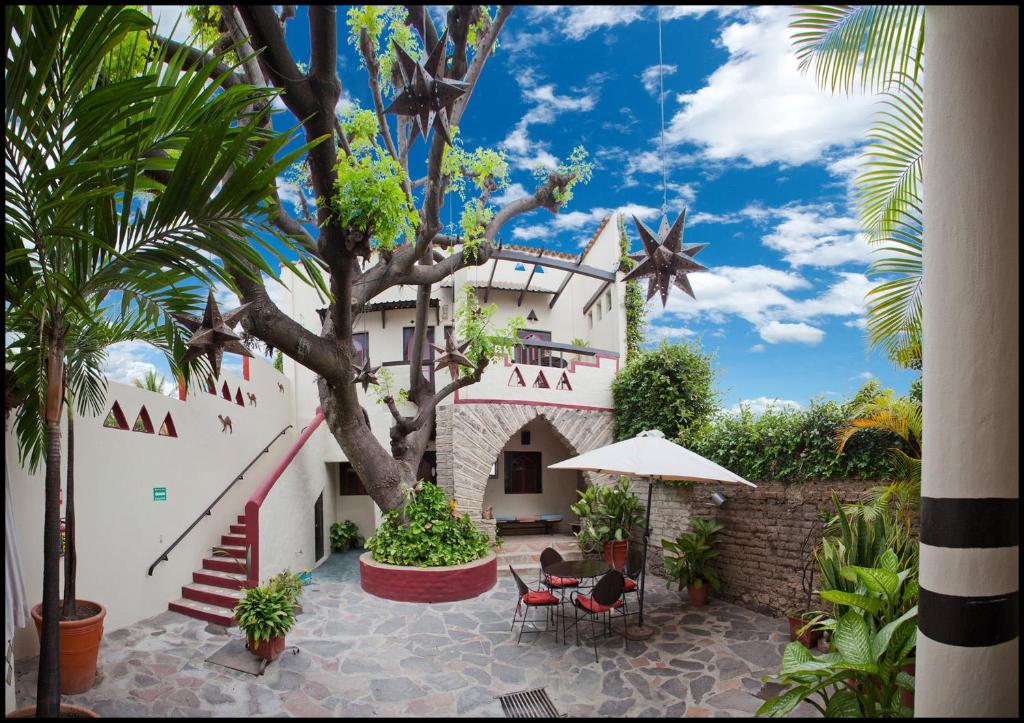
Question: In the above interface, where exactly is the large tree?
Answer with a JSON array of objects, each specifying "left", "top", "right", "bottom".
[{"left": 167, "top": 6, "right": 595, "bottom": 512}]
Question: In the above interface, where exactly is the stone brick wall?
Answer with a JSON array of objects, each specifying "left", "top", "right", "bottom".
[{"left": 631, "top": 478, "right": 879, "bottom": 616}]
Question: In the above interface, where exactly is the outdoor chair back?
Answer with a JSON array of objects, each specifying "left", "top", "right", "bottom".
[
  {"left": 624, "top": 548, "right": 643, "bottom": 581},
  {"left": 591, "top": 568, "right": 625, "bottom": 607},
  {"left": 509, "top": 565, "right": 530, "bottom": 597},
  {"left": 539, "top": 547, "right": 563, "bottom": 571}
]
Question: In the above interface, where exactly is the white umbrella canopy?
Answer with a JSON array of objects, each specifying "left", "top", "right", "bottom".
[
  {"left": 549, "top": 429, "right": 756, "bottom": 486},
  {"left": 549, "top": 429, "right": 754, "bottom": 639}
]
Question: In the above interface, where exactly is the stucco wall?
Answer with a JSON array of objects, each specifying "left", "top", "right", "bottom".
[
  {"left": 326, "top": 462, "right": 379, "bottom": 543},
  {"left": 5, "top": 357, "right": 295, "bottom": 660}
]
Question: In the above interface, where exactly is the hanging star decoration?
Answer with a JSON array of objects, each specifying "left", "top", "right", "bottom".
[
  {"left": 383, "top": 29, "right": 468, "bottom": 147},
  {"left": 431, "top": 328, "right": 474, "bottom": 380},
  {"left": 624, "top": 210, "right": 709, "bottom": 306},
  {"left": 173, "top": 291, "right": 254, "bottom": 379},
  {"left": 352, "top": 357, "right": 382, "bottom": 392}
]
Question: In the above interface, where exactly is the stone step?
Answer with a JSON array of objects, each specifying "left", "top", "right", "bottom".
[
  {"left": 182, "top": 582, "right": 244, "bottom": 609},
  {"left": 192, "top": 568, "right": 247, "bottom": 590},
  {"left": 168, "top": 597, "right": 235, "bottom": 627}
]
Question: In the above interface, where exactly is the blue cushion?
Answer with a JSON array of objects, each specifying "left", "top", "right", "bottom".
[
  {"left": 538, "top": 514, "right": 562, "bottom": 521},
  {"left": 495, "top": 516, "right": 516, "bottom": 522}
]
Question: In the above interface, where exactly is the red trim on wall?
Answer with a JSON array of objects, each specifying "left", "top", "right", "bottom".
[
  {"left": 234, "top": 387, "right": 245, "bottom": 407},
  {"left": 159, "top": 412, "right": 178, "bottom": 437},
  {"left": 177, "top": 375, "right": 187, "bottom": 401},
  {"left": 242, "top": 355, "right": 251, "bottom": 381},
  {"left": 360, "top": 553, "right": 497, "bottom": 603},
  {"left": 220, "top": 381, "right": 231, "bottom": 400},
  {"left": 132, "top": 405, "right": 155, "bottom": 433},
  {"left": 244, "top": 408, "right": 324, "bottom": 586}
]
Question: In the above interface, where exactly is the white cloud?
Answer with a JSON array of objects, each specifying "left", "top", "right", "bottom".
[
  {"left": 757, "top": 320, "right": 825, "bottom": 345},
  {"left": 511, "top": 224, "right": 549, "bottom": 241},
  {"left": 511, "top": 204, "right": 661, "bottom": 246},
  {"left": 148, "top": 5, "right": 194, "bottom": 43},
  {"left": 490, "top": 183, "right": 529, "bottom": 207},
  {"left": 664, "top": 6, "right": 876, "bottom": 166},
  {"left": 749, "top": 343, "right": 765, "bottom": 353},
  {"left": 645, "top": 325, "right": 696, "bottom": 343},
  {"left": 102, "top": 341, "right": 161, "bottom": 386},
  {"left": 527, "top": 5, "right": 647, "bottom": 40},
  {"left": 854, "top": 371, "right": 875, "bottom": 381},
  {"left": 728, "top": 396, "right": 803, "bottom": 415},
  {"left": 786, "top": 272, "right": 871, "bottom": 320},
  {"left": 641, "top": 63, "right": 677, "bottom": 96},
  {"left": 760, "top": 205, "right": 869, "bottom": 267},
  {"left": 844, "top": 317, "right": 868, "bottom": 330},
  {"left": 500, "top": 75, "right": 597, "bottom": 172}
]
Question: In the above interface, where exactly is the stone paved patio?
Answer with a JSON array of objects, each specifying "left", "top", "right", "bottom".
[{"left": 15, "top": 550, "right": 816, "bottom": 717}]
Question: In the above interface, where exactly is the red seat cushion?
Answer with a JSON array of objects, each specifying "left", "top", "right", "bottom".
[
  {"left": 623, "top": 577, "right": 638, "bottom": 592},
  {"left": 521, "top": 590, "right": 560, "bottom": 605},
  {"left": 545, "top": 575, "right": 580, "bottom": 587},
  {"left": 574, "top": 594, "right": 623, "bottom": 614}
]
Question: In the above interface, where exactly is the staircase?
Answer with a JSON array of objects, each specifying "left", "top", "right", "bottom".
[
  {"left": 497, "top": 534, "right": 583, "bottom": 578},
  {"left": 167, "top": 514, "right": 248, "bottom": 626}
]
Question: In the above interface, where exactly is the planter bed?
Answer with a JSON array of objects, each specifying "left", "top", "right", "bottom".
[{"left": 359, "top": 551, "right": 497, "bottom": 603}]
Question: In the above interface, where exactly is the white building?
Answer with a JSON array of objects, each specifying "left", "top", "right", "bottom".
[{"left": 4, "top": 213, "right": 628, "bottom": 677}]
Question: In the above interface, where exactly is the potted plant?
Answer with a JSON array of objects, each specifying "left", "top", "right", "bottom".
[
  {"left": 661, "top": 516, "right": 724, "bottom": 606},
  {"left": 330, "top": 520, "right": 362, "bottom": 552},
  {"left": 268, "top": 568, "right": 310, "bottom": 616},
  {"left": 570, "top": 477, "right": 644, "bottom": 571},
  {"left": 234, "top": 582, "right": 296, "bottom": 661}
]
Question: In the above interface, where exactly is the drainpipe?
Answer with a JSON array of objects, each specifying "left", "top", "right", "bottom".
[{"left": 918, "top": 7, "right": 1018, "bottom": 716}]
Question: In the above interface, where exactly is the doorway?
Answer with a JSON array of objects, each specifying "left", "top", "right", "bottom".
[{"left": 314, "top": 492, "right": 324, "bottom": 562}]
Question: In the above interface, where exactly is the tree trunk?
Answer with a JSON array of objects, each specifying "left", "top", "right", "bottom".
[
  {"left": 61, "top": 402, "right": 76, "bottom": 620},
  {"left": 36, "top": 336, "right": 64, "bottom": 718}
]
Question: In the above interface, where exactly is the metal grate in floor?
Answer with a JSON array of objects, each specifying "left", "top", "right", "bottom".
[{"left": 496, "top": 687, "right": 563, "bottom": 718}]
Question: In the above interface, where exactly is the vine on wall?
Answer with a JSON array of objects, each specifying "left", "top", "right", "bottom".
[{"left": 618, "top": 214, "right": 646, "bottom": 362}]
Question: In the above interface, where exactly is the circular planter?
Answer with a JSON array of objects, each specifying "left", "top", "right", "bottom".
[
  {"left": 247, "top": 634, "right": 286, "bottom": 661},
  {"left": 7, "top": 703, "right": 99, "bottom": 718},
  {"left": 359, "top": 551, "right": 497, "bottom": 603},
  {"left": 31, "top": 599, "right": 106, "bottom": 695},
  {"left": 686, "top": 582, "right": 710, "bottom": 606},
  {"left": 602, "top": 540, "right": 629, "bottom": 572}
]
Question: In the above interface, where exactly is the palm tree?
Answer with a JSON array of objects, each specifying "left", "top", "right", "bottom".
[
  {"left": 790, "top": 6, "right": 925, "bottom": 368},
  {"left": 5, "top": 6, "right": 319, "bottom": 714},
  {"left": 133, "top": 369, "right": 168, "bottom": 394}
]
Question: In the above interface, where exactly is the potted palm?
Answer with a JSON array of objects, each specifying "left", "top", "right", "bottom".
[
  {"left": 570, "top": 477, "right": 644, "bottom": 571},
  {"left": 661, "top": 517, "right": 724, "bottom": 606},
  {"left": 234, "top": 582, "right": 297, "bottom": 661}
]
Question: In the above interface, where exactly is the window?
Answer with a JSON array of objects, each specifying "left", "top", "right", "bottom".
[
  {"left": 605, "top": 290, "right": 613, "bottom": 311},
  {"left": 352, "top": 332, "right": 368, "bottom": 365},
  {"left": 596, "top": 302, "right": 602, "bottom": 321},
  {"left": 587, "top": 311, "right": 594, "bottom": 329},
  {"left": 504, "top": 451, "right": 542, "bottom": 494},
  {"left": 403, "top": 326, "right": 436, "bottom": 385},
  {"left": 489, "top": 459, "right": 498, "bottom": 479},
  {"left": 338, "top": 463, "right": 367, "bottom": 495}
]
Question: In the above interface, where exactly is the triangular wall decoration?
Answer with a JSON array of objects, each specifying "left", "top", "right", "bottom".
[
  {"left": 221, "top": 381, "right": 231, "bottom": 400},
  {"left": 132, "top": 406, "right": 155, "bottom": 434},
  {"left": 508, "top": 368, "right": 526, "bottom": 387},
  {"left": 207, "top": 376, "right": 217, "bottom": 395},
  {"left": 532, "top": 371, "right": 549, "bottom": 389},
  {"left": 234, "top": 387, "right": 245, "bottom": 407},
  {"left": 526, "top": 309, "right": 539, "bottom": 322},
  {"left": 158, "top": 412, "right": 178, "bottom": 438},
  {"left": 102, "top": 402, "right": 129, "bottom": 430},
  {"left": 556, "top": 372, "right": 573, "bottom": 391}
]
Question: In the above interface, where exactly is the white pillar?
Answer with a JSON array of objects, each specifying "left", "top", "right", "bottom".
[{"left": 918, "top": 6, "right": 1018, "bottom": 717}]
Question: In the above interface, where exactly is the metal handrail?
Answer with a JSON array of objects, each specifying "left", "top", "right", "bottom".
[{"left": 146, "top": 425, "right": 293, "bottom": 576}]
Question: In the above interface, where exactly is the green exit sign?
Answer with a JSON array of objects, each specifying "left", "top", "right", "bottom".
[{"left": 153, "top": 487, "right": 167, "bottom": 501}]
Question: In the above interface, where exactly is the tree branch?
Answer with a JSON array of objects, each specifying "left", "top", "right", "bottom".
[
  {"left": 403, "top": 5, "right": 439, "bottom": 53},
  {"left": 150, "top": 34, "right": 243, "bottom": 88}
]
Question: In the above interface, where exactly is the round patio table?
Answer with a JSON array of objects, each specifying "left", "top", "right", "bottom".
[{"left": 545, "top": 559, "right": 610, "bottom": 582}]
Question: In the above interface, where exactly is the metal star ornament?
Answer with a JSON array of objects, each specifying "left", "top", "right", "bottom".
[
  {"left": 352, "top": 357, "right": 382, "bottom": 392},
  {"left": 173, "top": 291, "right": 254, "bottom": 379},
  {"left": 624, "top": 210, "right": 709, "bottom": 306},
  {"left": 431, "top": 329, "right": 473, "bottom": 379},
  {"left": 383, "top": 29, "right": 468, "bottom": 146}
]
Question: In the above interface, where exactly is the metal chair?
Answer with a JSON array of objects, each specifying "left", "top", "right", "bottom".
[
  {"left": 539, "top": 547, "right": 579, "bottom": 601},
  {"left": 567, "top": 569, "right": 626, "bottom": 662},
  {"left": 509, "top": 565, "right": 561, "bottom": 644},
  {"left": 619, "top": 547, "right": 642, "bottom": 623}
]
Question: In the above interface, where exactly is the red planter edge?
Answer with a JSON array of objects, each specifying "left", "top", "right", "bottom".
[{"left": 359, "top": 551, "right": 497, "bottom": 603}]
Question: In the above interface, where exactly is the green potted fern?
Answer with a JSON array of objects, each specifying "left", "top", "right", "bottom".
[
  {"left": 661, "top": 517, "right": 724, "bottom": 606},
  {"left": 570, "top": 477, "right": 644, "bottom": 571},
  {"left": 234, "top": 582, "right": 296, "bottom": 661}
]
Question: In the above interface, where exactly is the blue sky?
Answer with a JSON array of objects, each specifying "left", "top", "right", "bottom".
[{"left": 128, "top": 5, "right": 916, "bottom": 411}]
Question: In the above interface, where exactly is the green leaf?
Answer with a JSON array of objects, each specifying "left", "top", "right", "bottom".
[
  {"left": 820, "top": 589, "right": 882, "bottom": 616},
  {"left": 834, "top": 611, "right": 873, "bottom": 666},
  {"left": 871, "top": 605, "right": 918, "bottom": 661},
  {"left": 843, "top": 565, "right": 900, "bottom": 600},
  {"left": 756, "top": 686, "right": 810, "bottom": 718},
  {"left": 824, "top": 689, "right": 863, "bottom": 717}
]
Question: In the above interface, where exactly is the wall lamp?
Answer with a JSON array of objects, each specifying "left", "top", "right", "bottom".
[{"left": 710, "top": 490, "right": 727, "bottom": 507}]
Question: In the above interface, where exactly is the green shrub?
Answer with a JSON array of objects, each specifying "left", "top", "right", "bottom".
[
  {"left": 234, "top": 583, "right": 296, "bottom": 644},
  {"left": 267, "top": 568, "right": 308, "bottom": 605},
  {"left": 330, "top": 520, "right": 361, "bottom": 552},
  {"left": 570, "top": 477, "right": 645, "bottom": 552},
  {"left": 365, "top": 482, "right": 489, "bottom": 567},
  {"left": 662, "top": 517, "right": 725, "bottom": 592},
  {"left": 612, "top": 340, "right": 719, "bottom": 441},
  {"left": 688, "top": 396, "right": 900, "bottom": 484}
]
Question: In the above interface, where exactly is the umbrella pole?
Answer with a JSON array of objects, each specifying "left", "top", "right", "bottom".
[{"left": 622, "top": 476, "right": 656, "bottom": 640}]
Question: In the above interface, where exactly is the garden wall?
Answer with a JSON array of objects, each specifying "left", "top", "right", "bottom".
[{"left": 632, "top": 478, "right": 879, "bottom": 616}]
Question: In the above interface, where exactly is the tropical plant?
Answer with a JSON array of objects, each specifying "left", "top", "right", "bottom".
[
  {"left": 612, "top": 340, "right": 719, "bottom": 442},
  {"left": 133, "top": 369, "right": 167, "bottom": 394},
  {"left": 789, "top": 6, "right": 925, "bottom": 369},
  {"left": 365, "top": 481, "right": 489, "bottom": 567},
  {"left": 273, "top": 349, "right": 285, "bottom": 373},
  {"left": 234, "top": 583, "right": 296, "bottom": 645},
  {"left": 267, "top": 568, "right": 309, "bottom": 605},
  {"left": 330, "top": 520, "right": 361, "bottom": 552},
  {"left": 617, "top": 214, "right": 646, "bottom": 362},
  {"left": 661, "top": 517, "right": 725, "bottom": 592},
  {"left": 757, "top": 552, "right": 918, "bottom": 718},
  {"left": 570, "top": 477, "right": 645, "bottom": 550},
  {"left": 6, "top": 6, "right": 321, "bottom": 713}
]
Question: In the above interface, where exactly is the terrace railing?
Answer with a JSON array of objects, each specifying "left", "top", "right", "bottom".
[
  {"left": 513, "top": 338, "right": 619, "bottom": 368},
  {"left": 146, "top": 425, "right": 293, "bottom": 576}
]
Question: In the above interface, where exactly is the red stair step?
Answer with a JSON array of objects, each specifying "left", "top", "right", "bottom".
[
  {"left": 220, "top": 534, "right": 246, "bottom": 546},
  {"left": 236, "top": 515, "right": 246, "bottom": 524},
  {"left": 229, "top": 524, "right": 247, "bottom": 535},
  {"left": 183, "top": 582, "right": 244, "bottom": 608},
  {"left": 203, "top": 556, "right": 248, "bottom": 574},
  {"left": 193, "top": 569, "right": 247, "bottom": 590},
  {"left": 169, "top": 598, "right": 235, "bottom": 626},
  {"left": 212, "top": 545, "right": 247, "bottom": 559}
]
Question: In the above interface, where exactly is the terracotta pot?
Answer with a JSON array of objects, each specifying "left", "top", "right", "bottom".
[
  {"left": 686, "top": 581, "right": 710, "bottom": 606},
  {"left": 30, "top": 599, "right": 106, "bottom": 695},
  {"left": 602, "top": 540, "right": 629, "bottom": 571},
  {"left": 786, "top": 613, "right": 823, "bottom": 648},
  {"left": 248, "top": 634, "right": 286, "bottom": 661},
  {"left": 6, "top": 703, "right": 99, "bottom": 718}
]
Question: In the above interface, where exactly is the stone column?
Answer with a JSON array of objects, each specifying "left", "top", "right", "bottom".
[{"left": 918, "top": 6, "right": 1018, "bottom": 717}]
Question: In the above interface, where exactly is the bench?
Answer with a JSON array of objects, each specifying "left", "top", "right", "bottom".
[{"left": 495, "top": 515, "right": 563, "bottom": 536}]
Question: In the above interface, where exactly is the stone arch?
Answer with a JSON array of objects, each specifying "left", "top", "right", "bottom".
[{"left": 439, "top": 403, "right": 615, "bottom": 522}]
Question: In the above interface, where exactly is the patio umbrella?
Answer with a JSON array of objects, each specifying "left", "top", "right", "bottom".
[{"left": 549, "top": 429, "right": 755, "bottom": 638}]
